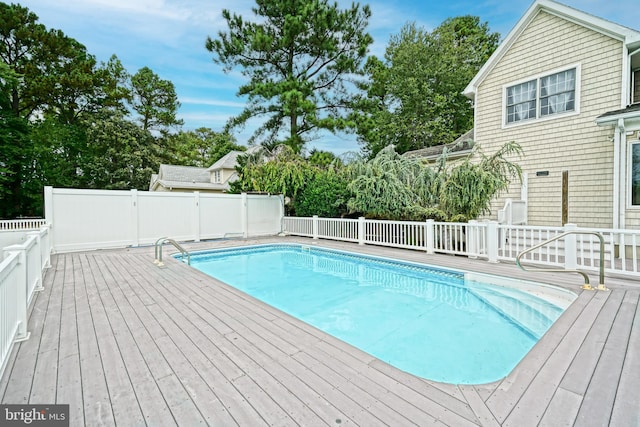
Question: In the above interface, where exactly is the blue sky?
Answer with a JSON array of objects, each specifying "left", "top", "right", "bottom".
[{"left": 15, "top": 0, "right": 640, "bottom": 155}]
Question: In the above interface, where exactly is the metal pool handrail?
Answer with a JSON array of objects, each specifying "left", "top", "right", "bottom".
[
  {"left": 154, "top": 237, "right": 190, "bottom": 266},
  {"left": 515, "top": 230, "right": 608, "bottom": 291}
]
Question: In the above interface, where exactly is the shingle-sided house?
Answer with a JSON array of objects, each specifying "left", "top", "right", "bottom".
[
  {"left": 149, "top": 150, "right": 247, "bottom": 193},
  {"left": 463, "top": 0, "right": 640, "bottom": 229}
]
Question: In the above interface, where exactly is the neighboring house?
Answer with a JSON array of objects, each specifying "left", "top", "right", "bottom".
[
  {"left": 463, "top": 0, "right": 640, "bottom": 229},
  {"left": 404, "top": 129, "right": 475, "bottom": 161},
  {"left": 149, "top": 150, "right": 247, "bottom": 193},
  {"left": 149, "top": 164, "right": 229, "bottom": 192}
]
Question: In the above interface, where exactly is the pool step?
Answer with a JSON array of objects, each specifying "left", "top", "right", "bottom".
[{"left": 467, "top": 283, "right": 564, "bottom": 339}]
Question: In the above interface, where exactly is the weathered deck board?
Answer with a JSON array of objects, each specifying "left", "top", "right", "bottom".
[
  {"left": 500, "top": 291, "right": 614, "bottom": 426},
  {"left": 573, "top": 290, "right": 639, "bottom": 426},
  {"left": 610, "top": 291, "right": 640, "bottom": 426},
  {"left": 1, "top": 236, "right": 639, "bottom": 427}
]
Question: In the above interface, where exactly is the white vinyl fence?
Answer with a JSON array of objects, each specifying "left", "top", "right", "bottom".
[
  {"left": 44, "top": 187, "right": 284, "bottom": 252},
  {"left": 283, "top": 216, "right": 640, "bottom": 278},
  {"left": 0, "top": 225, "right": 51, "bottom": 379}
]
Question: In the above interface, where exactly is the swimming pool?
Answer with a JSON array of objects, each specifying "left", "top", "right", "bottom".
[{"left": 184, "top": 244, "right": 576, "bottom": 384}]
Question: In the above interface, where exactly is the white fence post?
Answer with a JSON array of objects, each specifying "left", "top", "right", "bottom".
[
  {"left": 40, "top": 225, "right": 51, "bottom": 268},
  {"left": 241, "top": 193, "right": 248, "bottom": 238},
  {"left": 193, "top": 192, "right": 201, "bottom": 242},
  {"left": 26, "top": 232, "right": 44, "bottom": 291},
  {"left": 487, "top": 221, "right": 499, "bottom": 263},
  {"left": 131, "top": 189, "right": 139, "bottom": 247},
  {"left": 3, "top": 249, "right": 29, "bottom": 342},
  {"left": 564, "top": 223, "right": 578, "bottom": 270},
  {"left": 312, "top": 215, "right": 319, "bottom": 240},
  {"left": 358, "top": 217, "right": 365, "bottom": 245},
  {"left": 468, "top": 220, "right": 478, "bottom": 259},
  {"left": 44, "top": 186, "right": 54, "bottom": 251},
  {"left": 426, "top": 219, "right": 434, "bottom": 254}
]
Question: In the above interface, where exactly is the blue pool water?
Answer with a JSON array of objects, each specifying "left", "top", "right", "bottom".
[{"left": 185, "top": 244, "right": 575, "bottom": 384}]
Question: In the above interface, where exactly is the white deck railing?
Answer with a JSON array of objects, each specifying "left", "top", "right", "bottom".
[
  {"left": 0, "top": 218, "right": 47, "bottom": 231},
  {"left": 283, "top": 216, "right": 640, "bottom": 279},
  {"left": 0, "top": 225, "right": 51, "bottom": 379}
]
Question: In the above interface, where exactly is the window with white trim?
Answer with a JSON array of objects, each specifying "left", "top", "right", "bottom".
[
  {"left": 214, "top": 170, "right": 221, "bottom": 183},
  {"left": 505, "top": 67, "right": 577, "bottom": 124},
  {"left": 632, "top": 142, "right": 640, "bottom": 206}
]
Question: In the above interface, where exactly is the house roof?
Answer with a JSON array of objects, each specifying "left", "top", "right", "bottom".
[
  {"left": 404, "top": 129, "right": 474, "bottom": 159},
  {"left": 151, "top": 164, "right": 224, "bottom": 192},
  {"left": 207, "top": 151, "right": 243, "bottom": 171},
  {"left": 158, "top": 164, "right": 210, "bottom": 183},
  {"left": 595, "top": 103, "right": 640, "bottom": 126},
  {"left": 463, "top": 0, "right": 640, "bottom": 99},
  {"left": 152, "top": 180, "right": 229, "bottom": 191}
]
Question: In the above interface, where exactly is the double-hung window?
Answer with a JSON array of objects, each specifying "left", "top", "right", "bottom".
[
  {"left": 506, "top": 80, "right": 537, "bottom": 123},
  {"left": 505, "top": 66, "right": 578, "bottom": 125}
]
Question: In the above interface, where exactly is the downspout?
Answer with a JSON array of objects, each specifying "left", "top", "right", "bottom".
[
  {"left": 618, "top": 119, "right": 627, "bottom": 230},
  {"left": 612, "top": 121, "right": 621, "bottom": 230}
]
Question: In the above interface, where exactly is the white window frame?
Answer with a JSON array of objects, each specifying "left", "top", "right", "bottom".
[
  {"left": 629, "top": 140, "right": 640, "bottom": 208},
  {"left": 502, "top": 64, "right": 581, "bottom": 128},
  {"left": 214, "top": 170, "right": 221, "bottom": 183}
]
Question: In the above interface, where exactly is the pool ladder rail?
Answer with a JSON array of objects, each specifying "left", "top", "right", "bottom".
[
  {"left": 516, "top": 230, "right": 608, "bottom": 291},
  {"left": 154, "top": 237, "right": 190, "bottom": 267}
]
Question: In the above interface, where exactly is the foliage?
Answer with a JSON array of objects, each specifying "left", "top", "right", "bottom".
[
  {"left": 80, "top": 111, "right": 161, "bottom": 190},
  {"left": 307, "top": 149, "right": 341, "bottom": 168},
  {"left": 345, "top": 142, "right": 522, "bottom": 221},
  {"left": 294, "top": 167, "right": 351, "bottom": 217},
  {"left": 352, "top": 17, "right": 499, "bottom": 157},
  {"left": 439, "top": 141, "right": 522, "bottom": 220},
  {"left": 164, "top": 128, "right": 244, "bottom": 167},
  {"left": 130, "top": 66, "right": 183, "bottom": 132},
  {"left": 0, "top": 2, "right": 190, "bottom": 217},
  {"left": 346, "top": 146, "right": 434, "bottom": 219},
  {"left": 206, "top": 0, "right": 373, "bottom": 153}
]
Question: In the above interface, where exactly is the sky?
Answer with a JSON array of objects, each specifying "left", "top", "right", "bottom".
[{"left": 14, "top": 0, "right": 640, "bottom": 155}]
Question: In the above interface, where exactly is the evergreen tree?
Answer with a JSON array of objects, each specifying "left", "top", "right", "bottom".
[{"left": 206, "top": 0, "right": 372, "bottom": 153}]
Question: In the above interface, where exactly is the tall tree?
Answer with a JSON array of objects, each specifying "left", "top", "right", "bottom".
[
  {"left": 0, "top": 2, "right": 106, "bottom": 215},
  {"left": 353, "top": 17, "right": 499, "bottom": 157},
  {"left": 206, "top": 0, "right": 373, "bottom": 153},
  {"left": 130, "top": 66, "right": 183, "bottom": 132},
  {"left": 80, "top": 111, "right": 161, "bottom": 190},
  {"left": 165, "top": 127, "right": 244, "bottom": 167}
]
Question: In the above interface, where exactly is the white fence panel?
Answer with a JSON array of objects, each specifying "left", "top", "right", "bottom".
[
  {"left": 137, "top": 191, "right": 196, "bottom": 244},
  {"left": 247, "top": 195, "right": 284, "bottom": 237},
  {"left": 365, "top": 219, "right": 425, "bottom": 250},
  {"left": 318, "top": 218, "right": 359, "bottom": 242},
  {"left": 0, "top": 252, "right": 22, "bottom": 379},
  {"left": 0, "top": 224, "right": 51, "bottom": 380},
  {"left": 200, "top": 194, "right": 243, "bottom": 238},
  {"left": 44, "top": 187, "right": 284, "bottom": 252},
  {"left": 282, "top": 217, "right": 314, "bottom": 237},
  {"left": 498, "top": 225, "right": 565, "bottom": 266},
  {"left": 283, "top": 216, "right": 640, "bottom": 279},
  {"left": 0, "top": 219, "right": 47, "bottom": 231},
  {"left": 47, "top": 188, "right": 134, "bottom": 251}
]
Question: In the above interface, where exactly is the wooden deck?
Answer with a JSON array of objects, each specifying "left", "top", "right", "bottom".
[{"left": 1, "top": 237, "right": 638, "bottom": 426}]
